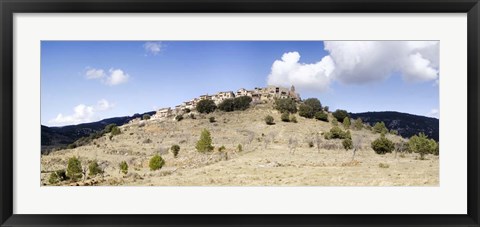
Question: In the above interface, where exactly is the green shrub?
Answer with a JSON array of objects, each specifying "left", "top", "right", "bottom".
[
  {"left": 233, "top": 96, "right": 252, "bottom": 110},
  {"left": 171, "top": 144, "right": 180, "bottom": 158},
  {"left": 265, "top": 115, "right": 275, "bottom": 125},
  {"left": 274, "top": 98, "right": 297, "bottom": 113},
  {"left": 298, "top": 104, "right": 315, "bottom": 118},
  {"left": 66, "top": 156, "right": 83, "bottom": 181},
  {"left": 88, "top": 160, "right": 103, "bottom": 176},
  {"left": 237, "top": 144, "right": 243, "bottom": 152},
  {"left": 325, "top": 126, "right": 351, "bottom": 140},
  {"left": 303, "top": 98, "right": 322, "bottom": 112},
  {"left": 175, "top": 115, "right": 184, "bottom": 121},
  {"left": 371, "top": 135, "right": 395, "bottom": 154},
  {"left": 281, "top": 112, "right": 290, "bottom": 122},
  {"left": 67, "top": 144, "right": 77, "bottom": 149},
  {"left": 110, "top": 126, "right": 121, "bottom": 136},
  {"left": 314, "top": 111, "right": 328, "bottom": 122},
  {"left": 332, "top": 118, "right": 338, "bottom": 126},
  {"left": 332, "top": 109, "right": 349, "bottom": 122},
  {"left": 218, "top": 99, "right": 235, "bottom": 112},
  {"left": 343, "top": 117, "right": 351, "bottom": 129},
  {"left": 354, "top": 118, "right": 363, "bottom": 130},
  {"left": 196, "top": 99, "right": 217, "bottom": 113},
  {"left": 373, "top": 122, "right": 388, "bottom": 134},
  {"left": 342, "top": 138, "right": 353, "bottom": 150},
  {"left": 218, "top": 145, "right": 226, "bottom": 152},
  {"left": 323, "top": 106, "right": 329, "bottom": 112},
  {"left": 142, "top": 114, "right": 151, "bottom": 120},
  {"left": 390, "top": 129, "right": 398, "bottom": 135},
  {"left": 378, "top": 163, "right": 390, "bottom": 168},
  {"left": 119, "top": 161, "right": 128, "bottom": 174},
  {"left": 149, "top": 154, "right": 165, "bottom": 171},
  {"left": 196, "top": 129, "right": 214, "bottom": 152},
  {"left": 104, "top": 123, "right": 117, "bottom": 133},
  {"left": 408, "top": 133, "right": 438, "bottom": 159},
  {"left": 290, "top": 115, "right": 297, "bottom": 123},
  {"left": 48, "top": 169, "right": 67, "bottom": 184},
  {"left": 209, "top": 117, "right": 216, "bottom": 123}
]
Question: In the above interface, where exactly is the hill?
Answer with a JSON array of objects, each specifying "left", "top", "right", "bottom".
[
  {"left": 349, "top": 111, "right": 439, "bottom": 141},
  {"left": 41, "top": 111, "right": 155, "bottom": 153}
]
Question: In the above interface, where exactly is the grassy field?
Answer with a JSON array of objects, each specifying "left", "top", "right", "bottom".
[{"left": 41, "top": 103, "right": 439, "bottom": 186}]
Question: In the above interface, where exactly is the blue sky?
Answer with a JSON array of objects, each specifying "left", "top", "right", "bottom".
[{"left": 41, "top": 41, "right": 439, "bottom": 126}]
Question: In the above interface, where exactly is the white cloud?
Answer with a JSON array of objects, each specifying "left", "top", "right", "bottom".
[
  {"left": 85, "top": 68, "right": 105, "bottom": 79},
  {"left": 428, "top": 108, "right": 439, "bottom": 118},
  {"left": 267, "top": 41, "right": 439, "bottom": 92},
  {"left": 85, "top": 67, "right": 130, "bottom": 86},
  {"left": 144, "top": 42, "right": 162, "bottom": 55},
  {"left": 96, "top": 99, "right": 115, "bottom": 111},
  {"left": 105, "top": 68, "right": 129, "bottom": 86},
  {"left": 49, "top": 99, "right": 115, "bottom": 126},
  {"left": 267, "top": 52, "right": 335, "bottom": 92}
]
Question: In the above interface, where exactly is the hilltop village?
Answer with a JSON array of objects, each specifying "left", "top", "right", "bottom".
[{"left": 134, "top": 85, "right": 301, "bottom": 122}]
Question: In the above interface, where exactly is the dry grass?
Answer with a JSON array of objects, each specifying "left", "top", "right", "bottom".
[{"left": 41, "top": 104, "right": 439, "bottom": 186}]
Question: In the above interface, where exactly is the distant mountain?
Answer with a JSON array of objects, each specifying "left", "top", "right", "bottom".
[
  {"left": 349, "top": 111, "right": 439, "bottom": 141},
  {"left": 41, "top": 111, "right": 155, "bottom": 153}
]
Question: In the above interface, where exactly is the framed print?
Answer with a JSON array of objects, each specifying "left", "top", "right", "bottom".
[{"left": 1, "top": 0, "right": 479, "bottom": 226}]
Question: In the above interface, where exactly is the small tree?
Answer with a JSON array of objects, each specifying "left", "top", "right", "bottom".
[
  {"left": 342, "top": 138, "right": 353, "bottom": 150},
  {"left": 88, "top": 160, "right": 103, "bottom": 176},
  {"left": 371, "top": 135, "right": 395, "bottom": 154},
  {"left": 298, "top": 104, "right": 315, "bottom": 119},
  {"left": 119, "top": 161, "right": 128, "bottom": 174},
  {"left": 265, "top": 115, "right": 275, "bottom": 125},
  {"left": 233, "top": 96, "right": 252, "bottom": 110},
  {"left": 323, "top": 106, "right": 329, "bottom": 112},
  {"left": 343, "top": 117, "right": 351, "bottom": 129},
  {"left": 104, "top": 123, "right": 117, "bottom": 133},
  {"left": 314, "top": 111, "right": 328, "bottom": 122},
  {"left": 209, "top": 116, "right": 216, "bottom": 123},
  {"left": 281, "top": 112, "right": 290, "bottom": 122},
  {"left": 274, "top": 98, "right": 297, "bottom": 113},
  {"left": 171, "top": 144, "right": 180, "bottom": 158},
  {"left": 66, "top": 156, "right": 83, "bottom": 181},
  {"left": 142, "top": 114, "right": 151, "bottom": 120},
  {"left": 354, "top": 118, "right": 363, "bottom": 130},
  {"left": 303, "top": 98, "right": 322, "bottom": 112},
  {"left": 196, "top": 129, "right": 214, "bottom": 152},
  {"left": 218, "top": 99, "right": 235, "bottom": 112},
  {"left": 332, "top": 109, "right": 349, "bottom": 122},
  {"left": 408, "top": 133, "right": 438, "bottom": 160},
  {"left": 373, "top": 122, "right": 388, "bottom": 134},
  {"left": 149, "top": 154, "right": 165, "bottom": 171},
  {"left": 196, "top": 99, "right": 217, "bottom": 113}
]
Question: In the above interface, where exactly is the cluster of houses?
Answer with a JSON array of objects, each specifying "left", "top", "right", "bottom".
[{"left": 136, "top": 85, "right": 300, "bottom": 122}]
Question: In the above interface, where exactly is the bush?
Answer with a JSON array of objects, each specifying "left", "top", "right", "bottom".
[
  {"left": 325, "top": 126, "right": 351, "bottom": 140},
  {"left": 373, "top": 122, "right": 388, "bottom": 134},
  {"left": 142, "top": 114, "right": 151, "bottom": 120},
  {"left": 408, "top": 133, "right": 438, "bottom": 159},
  {"left": 209, "top": 117, "right": 216, "bottom": 123},
  {"left": 237, "top": 144, "right": 243, "bottom": 152},
  {"left": 190, "top": 113, "right": 196, "bottom": 119},
  {"left": 298, "top": 104, "right": 315, "bottom": 118},
  {"left": 378, "top": 163, "right": 390, "bottom": 168},
  {"left": 342, "top": 138, "right": 353, "bottom": 150},
  {"left": 323, "top": 106, "right": 329, "bottom": 112},
  {"left": 171, "top": 144, "right": 180, "bottom": 158},
  {"left": 48, "top": 169, "right": 66, "bottom": 184},
  {"left": 354, "top": 118, "right": 363, "bottom": 130},
  {"left": 143, "top": 138, "right": 152, "bottom": 144},
  {"left": 331, "top": 118, "right": 338, "bottom": 126},
  {"left": 371, "top": 135, "right": 395, "bottom": 154},
  {"left": 67, "top": 144, "right": 77, "bottom": 149},
  {"left": 218, "top": 145, "right": 226, "bottom": 152},
  {"left": 290, "top": 115, "right": 297, "bottom": 123},
  {"left": 218, "top": 99, "right": 235, "bottom": 112},
  {"left": 343, "top": 117, "right": 351, "bottom": 129},
  {"left": 149, "top": 154, "right": 165, "bottom": 171},
  {"left": 304, "top": 98, "right": 322, "bottom": 111},
  {"left": 196, "top": 99, "right": 217, "bottom": 113},
  {"left": 196, "top": 129, "right": 214, "bottom": 152},
  {"left": 274, "top": 98, "right": 297, "bottom": 113},
  {"left": 184, "top": 108, "right": 191, "bottom": 113},
  {"left": 265, "top": 115, "right": 275, "bottom": 125},
  {"left": 88, "top": 160, "right": 103, "bottom": 176},
  {"left": 104, "top": 123, "right": 117, "bottom": 133},
  {"left": 390, "top": 129, "right": 398, "bottom": 135},
  {"left": 119, "top": 161, "right": 128, "bottom": 174},
  {"left": 281, "top": 112, "right": 290, "bottom": 122},
  {"left": 175, "top": 115, "right": 184, "bottom": 121},
  {"left": 67, "top": 156, "right": 83, "bottom": 181},
  {"left": 332, "top": 109, "right": 349, "bottom": 122},
  {"left": 308, "top": 141, "right": 314, "bottom": 148},
  {"left": 314, "top": 111, "right": 328, "bottom": 122},
  {"left": 233, "top": 96, "right": 252, "bottom": 111},
  {"left": 110, "top": 126, "right": 121, "bottom": 136}
]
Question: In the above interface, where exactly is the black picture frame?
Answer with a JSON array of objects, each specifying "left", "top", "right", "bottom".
[{"left": 1, "top": 0, "right": 479, "bottom": 226}]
